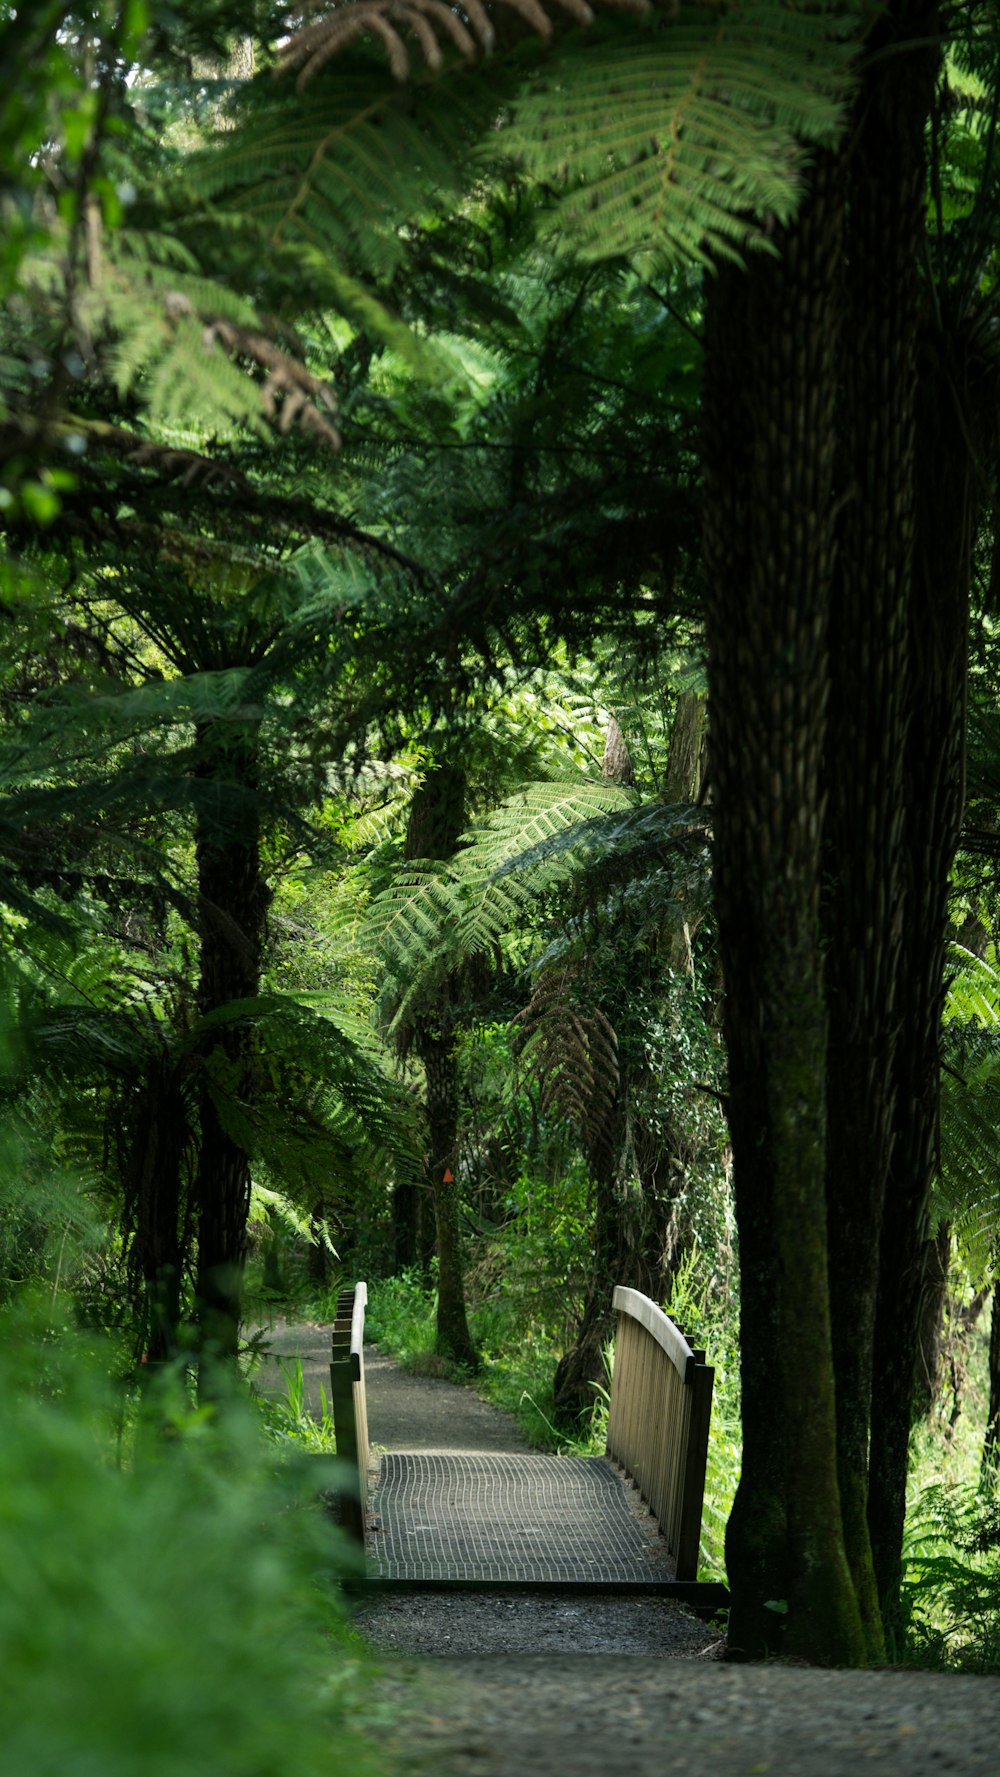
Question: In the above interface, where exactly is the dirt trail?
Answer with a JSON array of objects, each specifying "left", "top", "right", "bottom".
[{"left": 252, "top": 1319, "right": 1000, "bottom": 1775}]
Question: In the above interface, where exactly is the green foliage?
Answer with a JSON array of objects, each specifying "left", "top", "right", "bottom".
[
  {"left": 503, "top": 6, "right": 861, "bottom": 271},
  {"left": 255, "top": 1354, "right": 341, "bottom": 1454},
  {"left": 901, "top": 1479, "right": 1000, "bottom": 1671},
  {"left": 365, "top": 1265, "right": 439, "bottom": 1365},
  {"left": 940, "top": 945, "right": 1000, "bottom": 1281},
  {"left": 0, "top": 1300, "right": 370, "bottom": 1777}
]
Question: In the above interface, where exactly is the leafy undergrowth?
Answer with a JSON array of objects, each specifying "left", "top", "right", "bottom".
[
  {"left": 901, "top": 1479, "right": 1000, "bottom": 1671},
  {"left": 899, "top": 1305, "right": 1000, "bottom": 1671},
  {"left": 0, "top": 1297, "right": 372, "bottom": 1777}
]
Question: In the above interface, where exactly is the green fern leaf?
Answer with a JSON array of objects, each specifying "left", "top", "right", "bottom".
[{"left": 500, "top": 7, "right": 860, "bottom": 270}]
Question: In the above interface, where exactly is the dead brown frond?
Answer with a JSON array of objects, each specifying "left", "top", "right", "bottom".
[
  {"left": 513, "top": 967, "right": 620, "bottom": 1167},
  {"left": 278, "top": 0, "right": 652, "bottom": 88},
  {"left": 201, "top": 316, "right": 342, "bottom": 448}
]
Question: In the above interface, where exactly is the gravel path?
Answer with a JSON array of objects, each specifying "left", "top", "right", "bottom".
[{"left": 251, "top": 1317, "right": 1000, "bottom": 1775}]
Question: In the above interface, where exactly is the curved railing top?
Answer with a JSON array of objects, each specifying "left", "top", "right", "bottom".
[
  {"left": 349, "top": 1280, "right": 367, "bottom": 1368},
  {"left": 612, "top": 1284, "right": 695, "bottom": 1384}
]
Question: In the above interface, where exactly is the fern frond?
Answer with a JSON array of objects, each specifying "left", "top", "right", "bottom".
[
  {"left": 363, "top": 780, "right": 632, "bottom": 1009},
  {"left": 489, "top": 793, "right": 706, "bottom": 879},
  {"left": 939, "top": 945, "right": 1000, "bottom": 1281},
  {"left": 502, "top": 7, "right": 860, "bottom": 270},
  {"left": 12, "top": 224, "right": 342, "bottom": 450}
]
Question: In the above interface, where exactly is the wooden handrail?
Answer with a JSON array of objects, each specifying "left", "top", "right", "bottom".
[
  {"left": 329, "top": 1281, "right": 369, "bottom": 1545},
  {"left": 606, "top": 1285, "right": 715, "bottom": 1582}
]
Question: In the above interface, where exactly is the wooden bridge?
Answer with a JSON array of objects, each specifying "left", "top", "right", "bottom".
[{"left": 329, "top": 1284, "right": 727, "bottom": 1608}]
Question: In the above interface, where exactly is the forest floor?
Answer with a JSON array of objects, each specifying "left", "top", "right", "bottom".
[{"left": 253, "top": 1319, "right": 1000, "bottom": 1776}]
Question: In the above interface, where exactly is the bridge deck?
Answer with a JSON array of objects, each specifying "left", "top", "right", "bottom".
[{"left": 368, "top": 1451, "right": 676, "bottom": 1586}]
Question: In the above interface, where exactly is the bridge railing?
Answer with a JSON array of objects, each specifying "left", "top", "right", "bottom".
[
  {"left": 606, "top": 1285, "right": 714, "bottom": 1582},
  {"left": 329, "top": 1281, "right": 369, "bottom": 1545}
]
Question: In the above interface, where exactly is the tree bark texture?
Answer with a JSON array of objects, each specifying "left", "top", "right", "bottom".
[
  {"left": 823, "top": 3, "right": 938, "bottom": 1659},
  {"left": 192, "top": 721, "right": 266, "bottom": 1376},
  {"left": 866, "top": 5, "right": 1000, "bottom": 1604},
  {"left": 703, "top": 153, "right": 866, "bottom": 1665}
]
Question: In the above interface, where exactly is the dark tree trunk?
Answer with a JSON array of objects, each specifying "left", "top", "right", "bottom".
[
  {"left": 913, "top": 1222, "right": 951, "bottom": 1419},
  {"left": 552, "top": 1112, "right": 627, "bottom": 1421},
  {"left": 125, "top": 1054, "right": 188, "bottom": 1364},
  {"left": 391, "top": 1179, "right": 419, "bottom": 1272},
  {"left": 703, "top": 154, "right": 866, "bottom": 1664},
  {"left": 983, "top": 1283, "right": 1000, "bottom": 1477},
  {"left": 823, "top": 4, "right": 937, "bottom": 1661},
  {"left": 868, "top": 310, "right": 978, "bottom": 1631},
  {"left": 414, "top": 1018, "right": 478, "bottom": 1368},
  {"left": 192, "top": 722, "right": 266, "bottom": 1378},
  {"left": 405, "top": 763, "right": 478, "bottom": 1370}
]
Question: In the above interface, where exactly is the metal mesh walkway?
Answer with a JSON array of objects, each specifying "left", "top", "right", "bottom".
[{"left": 368, "top": 1452, "right": 675, "bottom": 1585}]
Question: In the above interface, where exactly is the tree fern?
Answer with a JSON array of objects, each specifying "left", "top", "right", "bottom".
[{"left": 264, "top": 4, "right": 861, "bottom": 280}]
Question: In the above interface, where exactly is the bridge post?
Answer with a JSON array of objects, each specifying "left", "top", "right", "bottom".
[{"left": 329, "top": 1281, "right": 369, "bottom": 1546}]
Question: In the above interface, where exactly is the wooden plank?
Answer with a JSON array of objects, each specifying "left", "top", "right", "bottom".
[{"left": 612, "top": 1286, "right": 693, "bottom": 1382}]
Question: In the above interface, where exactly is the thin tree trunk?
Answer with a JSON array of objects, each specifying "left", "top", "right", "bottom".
[
  {"left": 913, "top": 1222, "right": 951, "bottom": 1419},
  {"left": 126, "top": 1054, "right": 188, "bottom": 1364},
  {"left": 983, "top": 1282, "right": 1000, "bottom": 1477},
  {"left": 414, "top": 1019, "right": 478, "bottom": 1368},
  {"left": 553, "top": 1113, "right": 626, "bottom": 1420},
  {"left": 391, "top": 1180, "right": 419, "bottom": 1272},
  {"left": 405, "top": 763, "right": 478, "bottom": 1369},
  {"left": 192, "top": 722, "right": 266, "bottom": 1378}
]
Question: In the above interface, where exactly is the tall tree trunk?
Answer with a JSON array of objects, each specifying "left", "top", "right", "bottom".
[
  {"left": 414, "top": 1018, "right": 477, "bottom": 1368},
  {"left": 704, "top": 154, "right": 866, "bottom": 1664},
  {"left": 869, "top": 327, "right": 975, "bottom": 1621},
  {"left": 822, "top": 3, "right": 938, "bottom": 1662},
  {"left": 983, "top": 1282, "right": 1000, "bottom": 1478},
  {"left": 405, "top": 763, "right": 478, "bottom": 1370},
  {"left": 192, "top": 722, "right": 266, "bottom": 1377}
]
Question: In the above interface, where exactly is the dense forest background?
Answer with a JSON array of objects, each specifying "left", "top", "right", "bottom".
[{"left": 3, "top": 0, "right": 1000, "bottom": 1752}]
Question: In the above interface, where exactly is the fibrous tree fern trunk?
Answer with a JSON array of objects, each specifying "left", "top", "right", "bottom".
[
  {"left": 405, "top": 762, "right": 478, "bottom": 1370},
  {"left": 703, "top": 150, "right": 866, "bottom": 1665},
  {"left": 870, "top": 267, "right": 983, "bottom": 1631},
  {"left": 192, "top": 719, "right": 266, "bottom": 1380},
  {"left": 822, "top": 1, "right": 938, "bottom": 1662}
]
